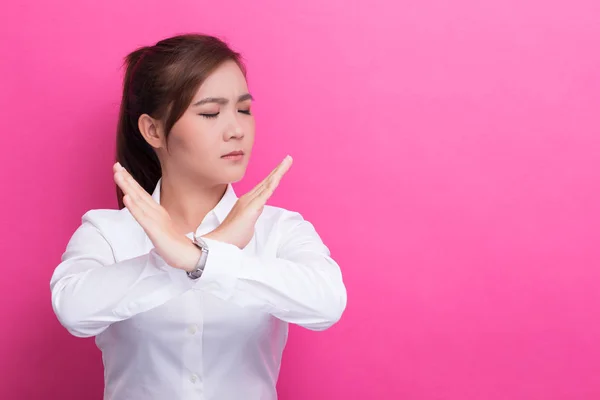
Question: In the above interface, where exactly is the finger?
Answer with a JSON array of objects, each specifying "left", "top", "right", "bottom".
[
  {"left": 114, "top": 163, "right": 160, "bottom": 210},
  {"left": 245, "top": 165, "right": 280, "bottom": 198},
  {"left": 113, "top": 162, "right": 125, "bottom": 175},
  {"left": 114, "top": 163, "right": 132, "bottom": 194},
  {"left": 114, "top": 163, "right": 143, "bottom": 196},
  {"left": 247, "top": 156, "right": 292, "bottom": 198},
  {"left": 114, "top": 168, "right": 131, "bottom": 196},
  {"left": 114, "top": 169, "right": 142, "bottom": 203},
  {"left": 271, "top": 155, "right": 293, "bottom": 182},
  {"left": 253, "top": 156, "right": 292, "bottom": 205},
  {"left": 122, "top": 194, "right": 151, "bottom": 228},
  {"left": 114, "top": 174, "right": 158, "bottom": 230},
  {"left": 120, "top": 179, "right": 161, "bottom": 231},
  {"left": 115, "top": 172, "right": 145, "bottom": 211},
  {"left": 123, "top": 171, "right": 160, "bottom": 210},
  {"left": 249, "top": 156, "right": 292, "bottom": 196},
  {"left": 261, "top": 156, "right": 292, "bottom": 194}
]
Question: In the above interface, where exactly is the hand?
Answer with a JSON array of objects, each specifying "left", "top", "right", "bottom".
[
  {"left": 113, "top": 162, "right": 201, "bottom": 272},
  {"left": 204, "top": 155, "right": 293, "bottom": 249}
]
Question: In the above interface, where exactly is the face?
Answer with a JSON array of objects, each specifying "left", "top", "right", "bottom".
[{"left": 142, "top": 60, "right": 255, "bottom": 186}]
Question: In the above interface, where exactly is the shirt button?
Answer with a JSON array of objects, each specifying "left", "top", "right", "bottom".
[
  {"left": 190, "top": 374, "right": 198, "bottom": 384},
  {"left": 188, "top": 324, "right": 198, "bottom": 335}
]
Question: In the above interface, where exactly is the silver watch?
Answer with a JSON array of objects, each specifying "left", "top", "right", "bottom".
[{"left": 187, "top": 236, "right": 209, "bottom": 280}]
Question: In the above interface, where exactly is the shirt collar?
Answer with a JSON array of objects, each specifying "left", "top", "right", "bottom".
[{"left": 150, "top": 178, "right": 238, "bottom": 224}]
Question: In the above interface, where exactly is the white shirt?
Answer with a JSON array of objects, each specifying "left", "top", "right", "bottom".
[{"left": 50, "top": 180, "right": 347, "bottom": 400}]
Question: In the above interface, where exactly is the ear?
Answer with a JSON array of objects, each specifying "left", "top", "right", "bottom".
[{"left": 138, "top": 114, "right": 166, "bottom": 149}]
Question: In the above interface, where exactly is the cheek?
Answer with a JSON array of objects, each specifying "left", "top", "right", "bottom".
[
  {"left": 169, "top": 115, "right": 218, "bottom": 156},
  {"left": 243, "top": 118, "right": 256, "bottom": 142}
]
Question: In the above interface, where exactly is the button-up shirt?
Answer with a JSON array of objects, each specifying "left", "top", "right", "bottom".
[{"left": 50, "top": 179, "right": 347, "bottom": 400}]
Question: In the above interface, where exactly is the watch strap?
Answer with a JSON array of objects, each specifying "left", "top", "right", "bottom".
[{"left": 187, "top": 237, "right": 209, "bottom": 280}]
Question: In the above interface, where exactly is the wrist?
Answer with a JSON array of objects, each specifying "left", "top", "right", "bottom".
[
  {"left": 183, "top": 243, "right": 202, "bottom": 272},
  {"left": 203, "top": 231, "right": 219, "bottom": 241},
  {"left": 186, "top": 235, "right": 210, "bottom": 280}
]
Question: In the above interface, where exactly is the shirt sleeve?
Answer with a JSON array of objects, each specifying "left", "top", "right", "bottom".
[
  {"left": 197, "top": 211, "right": 347, "bottom": 331},
  {"left": 50, "top": 217, "right": 202, "bottom": 338}
]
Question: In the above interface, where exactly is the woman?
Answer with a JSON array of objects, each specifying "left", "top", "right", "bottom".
[{"left": 50, "top": 33, "right": 347, "bottom": 400}]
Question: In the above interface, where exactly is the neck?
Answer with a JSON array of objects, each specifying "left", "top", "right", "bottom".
[{"left": 159, "top": 173, "right": 227, "bottom": 236}]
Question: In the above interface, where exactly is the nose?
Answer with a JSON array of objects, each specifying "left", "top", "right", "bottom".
[{"left": 225, "top": 125, "right": 244, "bottom": 141}]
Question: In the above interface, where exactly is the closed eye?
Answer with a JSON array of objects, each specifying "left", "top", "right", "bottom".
[
  {"left": 199, "top": 113, "right": 219, "bottom": 119},
  {"left": 239, "top": 109, "right": 252, "bottom": 115}
]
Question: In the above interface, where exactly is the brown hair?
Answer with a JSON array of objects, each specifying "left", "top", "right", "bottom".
[{"left": 115, "top": 33, "right": 245, "bottom": 208}]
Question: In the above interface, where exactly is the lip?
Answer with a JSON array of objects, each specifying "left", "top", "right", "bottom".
[{"left": 221, "top": 150, "right": 245, "bottom": 160}]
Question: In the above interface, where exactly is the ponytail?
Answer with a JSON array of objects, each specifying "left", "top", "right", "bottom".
[{"left": 115, "top": 46, "right": 161, "bottom": 209}]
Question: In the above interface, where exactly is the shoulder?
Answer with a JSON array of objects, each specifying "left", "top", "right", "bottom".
[
  {"left": 77, "top": 208, "right": 143, "bottom": 245},
  {"left": 259, "top": 206, "right": 329, "bottom": 255},
  {"left": 81, "top": 208, "right": 136, "bottom": 230},
  {"left": 260, "top": 205, "right": 305, "bottom": 228},
  {"left": 260, "top": 205, "right": 322, "bottom": 239},
  {"left": 65, "top": 207, "right": 146, "bottom": 260}
]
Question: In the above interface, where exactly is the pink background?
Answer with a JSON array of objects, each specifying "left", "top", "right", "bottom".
[{"left": 2, "top": 0, "right": 600, "bottom": 399}]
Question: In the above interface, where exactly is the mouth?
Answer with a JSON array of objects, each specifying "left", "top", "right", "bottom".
[{"left": 221, "top": 150, "right": 245, "bottom": 160}]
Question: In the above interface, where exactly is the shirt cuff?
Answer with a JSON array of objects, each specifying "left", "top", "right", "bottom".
[{"left": 196, "top": 237, "right": 244, "bottom": 300}]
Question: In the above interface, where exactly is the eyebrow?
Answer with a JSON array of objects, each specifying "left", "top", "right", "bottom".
[{"left": 192, "top": 93, "right": 254, "bottom": 107}]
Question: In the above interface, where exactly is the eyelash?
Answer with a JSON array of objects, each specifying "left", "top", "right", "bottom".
[{"left": 200, "top": 110, "right": 252, "bottom": 119}]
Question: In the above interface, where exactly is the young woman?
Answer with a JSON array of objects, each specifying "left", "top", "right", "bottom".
[{"left": 50, "top": 34, "right": 347, "bottom": 400}]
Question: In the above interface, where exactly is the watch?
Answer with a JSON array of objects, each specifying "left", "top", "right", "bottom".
[{"left": 187, "top": 236, "right": 209, "bottom": 280}]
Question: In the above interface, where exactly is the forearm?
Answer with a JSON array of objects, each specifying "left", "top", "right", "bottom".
[{"left": 198, "top": 237, "right": 347, "bottom": 330}]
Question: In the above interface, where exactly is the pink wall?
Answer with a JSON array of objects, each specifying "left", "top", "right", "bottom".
[{"left": 2, "top": 0, "right": 600, "bottom": 399}]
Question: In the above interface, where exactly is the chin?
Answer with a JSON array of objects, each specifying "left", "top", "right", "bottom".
[{"left": 221, "top": 169, "right": 247, "bottom": 184}]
